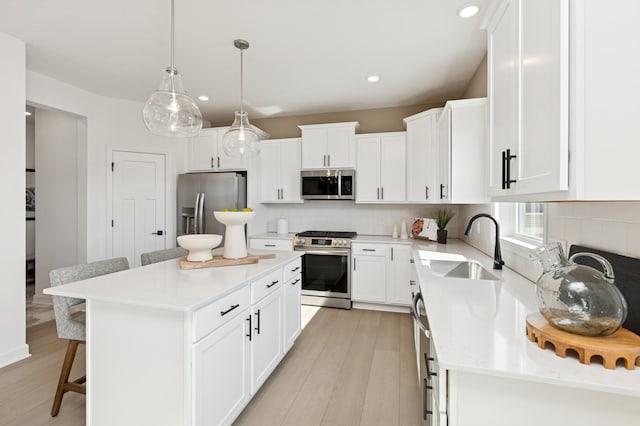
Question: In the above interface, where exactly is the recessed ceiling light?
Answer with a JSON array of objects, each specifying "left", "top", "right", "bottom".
[
  {"left": 367, "top": 75, "right": 380, "bottom": 83},
  {"left": 198, "top": 95, "right": 209, "bottom": 101},
  {"left": 458, "top": 3, "right": 480, "bottom": 18},
  {"left": 25, "top": 111, "right": 32, "bottom": 116}
]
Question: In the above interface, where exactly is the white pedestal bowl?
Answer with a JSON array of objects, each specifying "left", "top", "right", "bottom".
[
  {"left": 177, "top": 234, "right": 222, "bottom": 262},
  {"left": 213, "top": 211, "right": 256, "bottom": 259}
]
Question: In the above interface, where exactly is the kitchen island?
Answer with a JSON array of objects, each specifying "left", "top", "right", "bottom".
[
  {"left": 412, "top": 240, "right": 640, "bottom": 425},
  {"left": 44, "top": 249, "right": 303, "bottom": 426}
]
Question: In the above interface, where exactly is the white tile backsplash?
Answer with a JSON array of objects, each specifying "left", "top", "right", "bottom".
[{"left": 247, "top": 202, "right": 460, "bottom": 238}]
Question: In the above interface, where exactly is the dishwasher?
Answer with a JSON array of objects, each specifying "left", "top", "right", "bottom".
[{"left": 412, "top": 292, "right": 434, "bottom": 424}]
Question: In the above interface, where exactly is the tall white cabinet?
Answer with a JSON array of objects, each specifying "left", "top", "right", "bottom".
[
  {"left": 356, "top": 132, "right": 406, "bottom": 203},
  {"left": 260, "top": 138, "right": 303, "bottom": 203},
  {"left": 403, "top": 109, "right": 442, "bottom": 203},
  {"left": 487, "top": 0, "right": 640, "bottom": 200}
]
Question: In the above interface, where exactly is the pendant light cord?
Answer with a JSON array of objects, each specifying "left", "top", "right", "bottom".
[
  {"left": 170, "top": 0, "right": 175, "bottom": 92},
  {"left": 239, "top": 48, "right": 244, "bottom": 114}
]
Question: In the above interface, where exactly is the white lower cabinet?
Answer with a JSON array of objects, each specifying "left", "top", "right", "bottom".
[
  {"left": 248, "top": 238, "right": 293, "bottom": 252},
  {"left": 351, "top": 243, "right": 413, "bottom": 307},
  {"left": 193, "top": 308, "right": 251, "bottom": 426},
  {"left": 250, "top": 282, "right": 284, "bottom": 394},
  {"left": 283, "top": 258, "right": 302, "bottom": 352}
]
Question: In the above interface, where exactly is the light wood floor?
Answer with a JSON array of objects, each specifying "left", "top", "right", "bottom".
[
  {"left": 0, "top": 308, "right": 425, "bottom": 426},
  {"left": 235, "top": 308, "right": 426, "bottom": 426}
]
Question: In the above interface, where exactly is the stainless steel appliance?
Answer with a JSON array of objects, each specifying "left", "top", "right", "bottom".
[
  {"left": 300, "top": 169, "right": 355, "bottom": 200},
  {"left": 294, "top": 230, "right": 356, "bottom": 309},
  {"left": 177, "top": 172, "right": 247, "bottom": 245},
  {"left": 412, "top": 292, "right": 434, "bottom": 423}
]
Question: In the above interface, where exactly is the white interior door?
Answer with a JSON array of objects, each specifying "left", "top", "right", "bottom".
[{"left": 112, "top": 151, "right": 166, "bottom": 267}]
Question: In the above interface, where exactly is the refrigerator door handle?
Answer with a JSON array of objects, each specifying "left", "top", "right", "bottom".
[
  {"left": 198, "top": 192, "right": 205, "bottom": 234},
  {"left": 193, "top": 193, "right": 201, "bottom": 233}
]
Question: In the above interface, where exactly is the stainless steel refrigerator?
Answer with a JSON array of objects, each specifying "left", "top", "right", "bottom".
[{"left": 177, "top": 172, "right": 247, "bottom": 244}]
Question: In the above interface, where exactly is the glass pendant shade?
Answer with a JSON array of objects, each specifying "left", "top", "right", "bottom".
[
  {"left": 143, "top": 66, "right": 202, "bottom": 137},
  {"left": 223, "top": 111, "right": 260, "bottom": 157}
]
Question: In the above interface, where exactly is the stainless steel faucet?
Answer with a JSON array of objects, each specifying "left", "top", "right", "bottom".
[{"left": 464, "top": 213, "right": 504, "bottom": 270}]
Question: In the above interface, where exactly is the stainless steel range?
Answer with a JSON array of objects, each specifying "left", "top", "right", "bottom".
[{"left": 293, "top": 230, "right": 357, "bottom": 309}]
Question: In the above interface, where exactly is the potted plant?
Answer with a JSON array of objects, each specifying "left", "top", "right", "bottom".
[{"left": 434, "top": 209, "right": 455, "bottom": 244}]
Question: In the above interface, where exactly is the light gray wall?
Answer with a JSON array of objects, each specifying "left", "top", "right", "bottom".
[{"left": 0, "top": 31, "right": 28, "bottom": 367}]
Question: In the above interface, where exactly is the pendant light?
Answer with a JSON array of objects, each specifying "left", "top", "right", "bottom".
[
  {"left": 142, "top": 0, "right": 202, "bottom": 137},
  {"left": 222, "top": 39, "right": 261, "bottom": 158}
]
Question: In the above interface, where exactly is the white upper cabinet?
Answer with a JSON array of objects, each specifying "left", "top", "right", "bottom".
[
  {"left": 356, "top": 132, "right": 406, "bottom": 203},
  {"left": 488, "top": 0, "right": 568, "bottom": 198},
  {"left": 259, "top": 138, "right": 303, "bottom": 203},
  {"left": 404, "top": 108, "right": 442, "bottom": 203},
  {"left": 188, "top": 126, "right": 269, "bottom": 172},
  {"left": 436, "top": 98, "right": 488, "bottom": 204},
  {"left": 488, "top": 0, "right": 639, "bottom": 200},
  {"left": 299, "top": 122, "right": 358, "bottom": 169}
]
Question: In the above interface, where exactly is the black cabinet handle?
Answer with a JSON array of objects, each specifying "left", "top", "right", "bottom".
[
  {"left": 440, "top": 184, "right": 445, "bottom": 199},
  {"left": 264, "top": 244, "right": 276, "bottom": 247},
  {"left": 363, "top": 248, "right": 376, "bottom": 252},
  {"left": 246, "top": 315, "right": 252, "bottom": 341},
  {"left": 220, "top": 304, "right": 240, "bottom": 316},
  {"left": 217, "top": 156, "right": 220, "bottom": 168},
  {"left": 425, "top": 353, "right": 437, "bottom": 378},
  {"left": 290, "top": 266, "right": 300, "bottom": 272},
  {"left": 381, "top": 187, "right": 384, "bottom": 200},
  {"left": 410, "top": 280, "right": 416, "bottom": 286},
  {"left": 211, "top": 157, "right": 214, "bottom": 169},
  {"left": 353, "top": 258, "right": 356, "bottom": 270},
  {"left": 254, "top": 309, "right": 261, "bottom": 334},
  {"left": 292, "top": 278, "right": 301, "bottom": 285},
  {"left": 501, "top": 150, "right": 507, "bottom": 189},
  {"left": 377, "top": 187, "right": 380, "bottom": 200},
  {"left": 425, "top": 185, "right": 429, "bottom": 200},
  {"left": 267, "top": 280, "right": 279, "bottom": 288},
  {"left": 391, "top": 247, "right": 394, "bottom": 261},
  {"left": 505, "top": 149, "right": 517, "bottom": 189},
  {"left": 423, "top": 378, "right": 433, "bottom": 420}
]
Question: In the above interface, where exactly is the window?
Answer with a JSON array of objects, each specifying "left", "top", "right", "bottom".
[{"left": 515, "top": 202, "right": 544, "bottom": 241}]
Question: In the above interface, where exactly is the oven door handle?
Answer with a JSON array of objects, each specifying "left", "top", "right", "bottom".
[{"left": 302, "top": 249, "right": 350, "bottom": 256}]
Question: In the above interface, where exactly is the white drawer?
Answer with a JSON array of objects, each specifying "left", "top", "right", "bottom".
[
  {"left": 351, "top": 243, "right": 389, "bottom": 256},
  {"left": 283, "top": 257, "right": 302, "bottom": 282},
  {"left": 192, "top": 284, "right": 251, "bottom": 342},
  {"left": 251, "top": 268, "right": 283, "bottom": 304},
  {"left": 249, "top": 238, "right": 293, "bottom": 252}
]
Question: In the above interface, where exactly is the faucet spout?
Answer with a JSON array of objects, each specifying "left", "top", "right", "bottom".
[{"left": 464, "top": 213, "right": 504, "bottom": 270}]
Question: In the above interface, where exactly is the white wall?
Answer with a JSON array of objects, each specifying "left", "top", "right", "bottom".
[
  {"left": 26, "top": 71, "right": 189, "bottom": 302},
  {"left": 33, "top": 109, "right": 81, "bottom": 303},
  {"left": 0, "top": 32, "right": 28, "bottom": 367}
]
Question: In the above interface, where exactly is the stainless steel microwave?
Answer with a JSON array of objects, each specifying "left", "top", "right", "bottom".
[{"left": 301, "top": 169, "right": 355, "bottom": 200}]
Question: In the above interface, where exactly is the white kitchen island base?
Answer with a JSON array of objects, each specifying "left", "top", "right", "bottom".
[{"left": 45, "top": 250, "right": 302, "bottom": 426}]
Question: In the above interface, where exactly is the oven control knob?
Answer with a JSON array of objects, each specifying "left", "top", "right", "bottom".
[{"left": 297, "top": 238, "right": 306, "bottom": 245}]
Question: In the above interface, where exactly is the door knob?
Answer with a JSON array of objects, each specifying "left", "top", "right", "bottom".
[{"left": 152, "top": 230, "right": 164, "bottom": 236}]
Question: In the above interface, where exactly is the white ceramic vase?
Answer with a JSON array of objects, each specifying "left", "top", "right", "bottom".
[{"left": 213, "top": 211, "right": 256, "bottom": 259}]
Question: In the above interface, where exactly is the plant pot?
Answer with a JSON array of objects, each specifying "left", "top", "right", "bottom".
[{"left": 437, "top": 229, "right": 448, "bottom": 244}]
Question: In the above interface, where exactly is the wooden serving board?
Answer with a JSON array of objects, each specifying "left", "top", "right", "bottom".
[
  {"left": 526, "top": 313, "right": 640, "bottom": 370},
  {"left": 179, "top": 253, "right": 276, "bottom": 270}
]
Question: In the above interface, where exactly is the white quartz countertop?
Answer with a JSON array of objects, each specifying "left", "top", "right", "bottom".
[
  {"left": 352, "top": 234, "right": 414, "bottom": 244},
  {"left": 249, "top": 232, "right": 297, "bottom": 240},
  {"left": 414, "top": 240, "right": 640, "bottom": 397},
  {"left": 44, "top": 250, "right": 302, "bottom": 312}
]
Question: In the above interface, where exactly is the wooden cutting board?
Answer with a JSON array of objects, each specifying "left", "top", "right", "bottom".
[
  {"left": 179, "top": 253, "right": 276, "bottom": 270},
  {"left": 526, "top": 313, "right": 640, "bottom": 370}
]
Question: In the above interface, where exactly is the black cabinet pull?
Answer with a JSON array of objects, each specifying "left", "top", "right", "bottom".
[
  {"left": 391, "top": 247, "right": 394, "bottom": 261},
  {"left": 363, "top": 248, "right": 376, "bottom": 252},
  {"left": 254, "top": 309, "right": 261, "bottom": 334},
  {"left": 292, "top": 278, "right": 301, "bottom": 285},
  {"left": 425, "top": 185, "right": 429, "bottom": 200},
  {"left": 501, "top": 150, "right": 507, "bottom": 189},
  {"left": 440, "top": 184, "right": 445, "bottom": 199},
  {"left": 264, "top": 244, "right": 276, "bottom": 247},
  {"left": 220, "top": 304, "right": 240, "bottom": 316},
  {"left": 246, "top": 315, "right": 252, "bottom": 341},
  {"left": 290, "top": 266, "right": 300, "bottom": 272},
  {"left": 410, "top": 280, "right": 416, "bottom": 286},
  {"left": 425, "top": 353, "right": 437, "bottom": 378},
  {"left": 381, "top": 187, "right": 384, "bottom": 200},
  {"left": 217, "top": 156, "right": 220, "bottom": 168},
  {"left": 505, "top": 149, "right": 517, "bottom": 189},
  {"left": 267, "top": 280, "right": 279, "bottom": 288},
  {"left": 353, "top": 258, "right": 356, "bottom": 270},
  {"left": 423, "top": 378, "right": 433, "bottom": 420},
  {"left": 377, "top": 187, "right": 380, "bottom": 200},
  {"left": 211, "top": 157, "right": 214, "bottom": 169}
]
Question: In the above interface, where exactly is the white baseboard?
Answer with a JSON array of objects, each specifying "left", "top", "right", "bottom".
[
  {"left": 0, "top": 344, "right": 30, "bottom": 368},
  {"left": 352, "top": 302, "right": 410, "bottom": 314}
]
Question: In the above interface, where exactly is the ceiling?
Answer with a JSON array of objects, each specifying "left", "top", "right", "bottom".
[{"left": 0, "top": 0, "right": 493, "bottom": 124}]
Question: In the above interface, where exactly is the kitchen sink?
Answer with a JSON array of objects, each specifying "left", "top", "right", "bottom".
[{"left": 425, "top": 259, "right": 500, "bottom": 281}]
